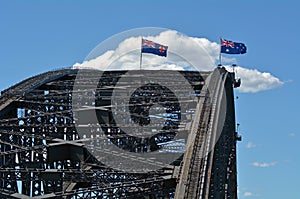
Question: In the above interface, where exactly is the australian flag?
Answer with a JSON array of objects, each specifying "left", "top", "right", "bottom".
[
  {"left": 221, "top": 38, "right": 247, "bottom": 54},
  {"left": 141, "top": 38, "right": 168, "bottom": 57}
]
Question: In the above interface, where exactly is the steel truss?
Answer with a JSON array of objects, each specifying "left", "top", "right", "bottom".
[{"left": 0, "top": 67, "right": 238, "bottom": 199}]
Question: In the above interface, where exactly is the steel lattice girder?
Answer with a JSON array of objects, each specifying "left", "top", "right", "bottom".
[{"left": 0, "top": 68, "right": 238, "bottom": 198}]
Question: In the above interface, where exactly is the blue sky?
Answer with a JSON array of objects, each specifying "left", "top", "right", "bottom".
[{"left": 0, "top": 1, "right": 299, "bottom": 198}]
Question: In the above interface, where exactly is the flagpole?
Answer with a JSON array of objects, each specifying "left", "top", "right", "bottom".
[
  {"left": 140, "top": 51, "right": 142, "bottom": 70},
  {"left": 219, "top": 51, "right": 222, "bottom": 66},
  {"left": 219, "top": 37, "right": 222, "bottom": 66},
  {"left": 140, "top": 38, "right": 143, "bottom": 70}
]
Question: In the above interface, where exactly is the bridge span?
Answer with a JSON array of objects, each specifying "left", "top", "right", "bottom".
[{"left": 0, "top": 67, "right": 240, "bottom": 199}]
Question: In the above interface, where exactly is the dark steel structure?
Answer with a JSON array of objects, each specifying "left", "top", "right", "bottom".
[{"left": 0, "top": 67, "right": 240, "bottom": 199}]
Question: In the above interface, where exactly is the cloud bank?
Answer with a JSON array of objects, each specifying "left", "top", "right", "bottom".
[
  {"left": 73, "top": 30, "right": 283, "bottom": 93},
  {"left": 251, "top": 161, "right": 278, "bottom": 168},
  {"left": 244, "top": 191, "right": 261, "bottom": 197},
  {"left": 289, "top": 132, "right": 296, "bottom": 137},
  {"left": 226, "top": 66, "right": 283, "bottom": 93},
  {"left": 246, "top": 142, "right": 256, "bottom": 149}
]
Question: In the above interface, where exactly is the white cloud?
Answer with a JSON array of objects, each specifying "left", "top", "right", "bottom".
[
  {"left": 244, "top": 191, "right": 261, "bottom": 197},
  {"left": 289, "top": 132, "right": 296, "bottom": 137},
  {"left": 226, "top": 66, "right": 284, "bottom": 93},
  {"left": 246, "top": 142, "right": 256, "bottom": 149},
  {"left": 251, "top": 161, "right": 277, "bottom": 168},
  {"left": 244, "top": 192, "right": 253, "bottom": 197},
  {"left": 73, "top": 30, "right": 283, "bottom": 93},
  {"left": 73, "top": 30, "right": 218, "bottom": 71}
]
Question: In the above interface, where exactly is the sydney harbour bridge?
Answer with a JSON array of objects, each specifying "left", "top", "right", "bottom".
[{"left": 0, "top": 66, "right": 241, "bottom": 198}]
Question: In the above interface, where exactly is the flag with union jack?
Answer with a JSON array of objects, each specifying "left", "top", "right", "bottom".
[
  {"left": 221, "top": 38, "right": 247, "bottom": 54},
  {"left": 141, "top": 38, "right": 168, "bottom": 57}
]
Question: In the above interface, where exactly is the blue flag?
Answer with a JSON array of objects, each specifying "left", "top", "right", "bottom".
[
  {"left": 221, "top": 38, "right": 247, "bottom": 54},
  {"left": 141, "top": 38, "right": 168, "bottom": 57}
]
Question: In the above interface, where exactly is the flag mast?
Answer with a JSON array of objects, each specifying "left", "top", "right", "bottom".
[
  {"left": 219, "top": 37, "right": 222, "bottom": 66},
  {"left": 140, "top": 37, "right": 143, "bottom": 70}
]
